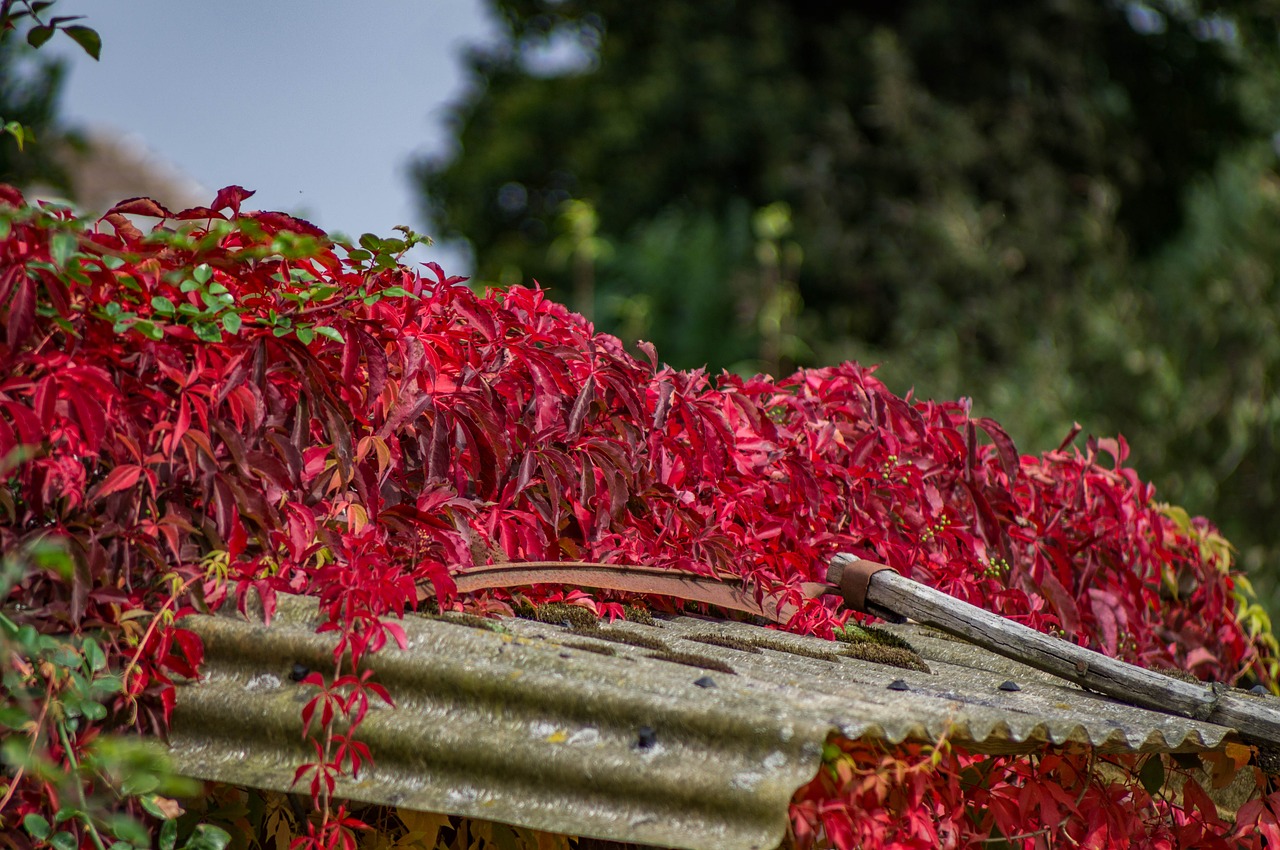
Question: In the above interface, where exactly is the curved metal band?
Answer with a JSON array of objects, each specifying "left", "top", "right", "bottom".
[{"left": 828, "top": 555, "right": 899, "bottom": 613}]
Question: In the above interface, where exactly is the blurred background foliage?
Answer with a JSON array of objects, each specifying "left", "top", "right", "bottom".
[
  {"left": 0, "top": 26, "right": 79, "bottom": 194},
  {"left": 416, "top": 0, "right": 1280, "bottom": 610}
]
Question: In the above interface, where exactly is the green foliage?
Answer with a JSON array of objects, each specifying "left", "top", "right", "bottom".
[
  {"left": 0, "top": 0, "right": 96, "bottom": 190},
  {"left": 0, "top": 537, "right": 210, "bottom": 850},
  {"left": 417, "top": 0, "right": 1280, "bottom": 607}
]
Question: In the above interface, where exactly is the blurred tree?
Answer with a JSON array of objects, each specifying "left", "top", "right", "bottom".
[
  {"left": 417, "top": 0, "right": 1280, "bottom": 603},
  {"left": 0, "top": 7, "right": 83, "bottom": 193}
]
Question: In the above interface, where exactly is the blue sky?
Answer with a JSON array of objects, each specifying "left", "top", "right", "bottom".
[{"left": 44, "top": 1, "right": 496, "bottom": 274}]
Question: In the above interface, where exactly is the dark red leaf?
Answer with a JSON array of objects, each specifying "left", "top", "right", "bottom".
[
  {"left": 86, "top": 464, "right": 143, "bottom": 502},
  {"left": 252, "top": 210, "right": 326, "bottom": 238},
  {"left": 975, "top": 416, "right": 1020, "bottom": 480},
  {"left": 6, "top": 276, "right": 34, "bottom": 349},
  {"left": 211, "top": 185, "right": 255, "bottom": 215},
  {"left": 104, "top": 196, "right": 174, "bottom": 218}
]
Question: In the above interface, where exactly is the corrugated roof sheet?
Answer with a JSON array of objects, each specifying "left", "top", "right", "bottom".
[{"left": 169, "top": 595, "right": 1238, "bottom": 850}]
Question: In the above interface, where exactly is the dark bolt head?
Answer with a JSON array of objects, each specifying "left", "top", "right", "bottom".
[
  {"left": 693, "top": 676, "right": 718, "bottom": 689},
  {"left": 635, "top": 726, "right": 657, "bottom": 749},
  {"left": 887, "top": 679, "right": 910, "bottom": 691},
  {"left": 998, "top": 680, "right": 1022, "bottom": 692},
  {"left": 289, "top": 663, "right": 310, "bottom": 682}
]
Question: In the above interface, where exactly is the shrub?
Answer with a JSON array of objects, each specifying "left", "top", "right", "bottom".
[{"left": 1, "top": 185, "right": 1276, "bottom": 849}]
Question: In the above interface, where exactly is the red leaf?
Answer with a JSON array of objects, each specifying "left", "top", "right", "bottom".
[
  {"left": 6, "top": 276, "right": 34, "bottom": 349},
  {"left": 975, "top": 416, "right": 1019, "bottom": 480},
  {"left": 1056, "top": 422, "right": 1083, "bottom": 452},
  {"left": 105, "top": 196, "right": 174, "bottom": 218},
  {"left": 356, "top": 330, "right": 388, "bottom": 404},
  {"left": 103, "top": 213, "right": 144, "bottom": 241},
  {"left": 1036, "top": 569, "right": 1081, "bottom": 636},
  {"left": 173, "top": 205, "right": 223, "bottom": 221},
  {"left": 69, "top": 390, "right": 107, "bottom": 453},
  {"left": 87, "top": 464, "right": 143, "bottom": 502},
  {"left": 0, "top": 263, "right": 21, "bottom": 305},
  {"left": 567, "top": 375, "right": 595, "bottom": 439},
  {"left": 211, "top": 185, "right": 255, "bottom": 215},
  {"left": 0, "top": 184, "right": 24, "bottom": 206},
  {"left": 253, "top": 210, "right": 326, "bottom": 238}
]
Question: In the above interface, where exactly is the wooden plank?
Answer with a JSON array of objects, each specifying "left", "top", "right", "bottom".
[{"left": 829, "top": 554, "right": 1280, "bottom": 745}]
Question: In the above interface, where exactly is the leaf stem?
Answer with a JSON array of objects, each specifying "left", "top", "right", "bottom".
[{"left": 56, "top": 720, "right": 108, "bottom": 850}]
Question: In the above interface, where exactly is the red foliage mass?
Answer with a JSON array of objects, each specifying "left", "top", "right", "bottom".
[{"left": 0, "top": 186, "right": 1274, "bottom": 848}]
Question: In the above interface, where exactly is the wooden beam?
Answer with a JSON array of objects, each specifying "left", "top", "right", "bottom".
[{"left": 829, "top": 553, "right": 1280, "bottom": 745}]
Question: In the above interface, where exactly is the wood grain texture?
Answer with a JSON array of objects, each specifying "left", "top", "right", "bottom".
[{"left": 829, "top": 553, "right": 1280, "bottom": 744}]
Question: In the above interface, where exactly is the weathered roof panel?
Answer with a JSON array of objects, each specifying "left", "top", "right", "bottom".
[{"left": 169, "top": 595, "right": 1238, "bottom": 850}]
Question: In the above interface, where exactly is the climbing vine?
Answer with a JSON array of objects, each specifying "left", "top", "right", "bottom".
[{"left": 0, "top": 185, "right": 1276, "bottom": 849}]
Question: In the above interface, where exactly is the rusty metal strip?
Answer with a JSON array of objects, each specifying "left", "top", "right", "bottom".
[
  {"left": 828, "top": 557, "right": 899, "bottom": 619},
  {"left": 441, "top": 561, "right": 834, "bottom": 624}
]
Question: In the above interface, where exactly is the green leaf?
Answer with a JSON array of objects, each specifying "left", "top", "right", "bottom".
[
  {"left": 80, "top": 700, "right": 107, "bottom": 721},
  {"left": 0, "top": 705, "right": 29, "bottom": 728},
  {"left": 315, "top": 326, "right": 345, "bottom": 344},
  {"left": 207, "top": 281, "right": 228, "bottom": 295},
  {"left": 139, "top": 796, "right": 167, "bottom": 819},
  {"left": 64, "top": 257, "right": 91, "bottom": 285},
  {"left": 16, "top": 624, "right": 40, "bottom": 647},
  {"left": 193, "top": 264, "right": 212, "bottom": 284},
  {"left": 382, "top": 286, "right": 417, "bottom": 299},
  {"left": 30, "top": 538, "right": 73, "bottom": 578},
  {"left": 51, "top": 831, "right": 78, "bottom": 850},
  {"left": 3, "top": 121, "right": 29, "bottom": 151},
  {"left": 49, "top": 232, "right": 77, "bottom": 268},
  {"left": 194, "top": 322, "right": 223, "bottom": 343},
  {"left": 133, "top": 320, "right": 164, "bottom": 341},
  {"left": 26, "top": 24, "right": 55, "bottom": 49},
  {"left": 121, "top": 771, "right": 160, "bottom": 797},
  {"left": 221, "top": 312, "right": 242, "bottom": 334},
  {"left": 201, "top": 291, "right": 230, "bottom": 310},
  {"left": 358, "top": 233, "right": 384, "bottom": 252},
  {"left": 179, "top": 280, "right": 201, "bottom": 294},
  {"left": 151, "top": 296, "right": 176, "bottom": 315},
  {"left": 1138, "top": 755, "right": 1165, "bottom": 796},
  {"left": 295, "top": 326, "right": 315, "bottom": 345},
  {"left": 159, "top": 818, "right": 177, "bottom": 850},
  {"left": 53, "top": 807, "right": 83, "bottom": 824},
  {"left": 82, "top": 637, "right": 106, "bottom": 672},
  {"left": 183, "top": 824, "right": 232, "bottom": 850},
  {"left": 23, "top": 814, "right": 51, "bottom": 840},
  {"left": 62, "top": 25, "right": 101, "bottom": 61},
  {"left": 105, "top": 814, "right": 150, "bottom": 847}
]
